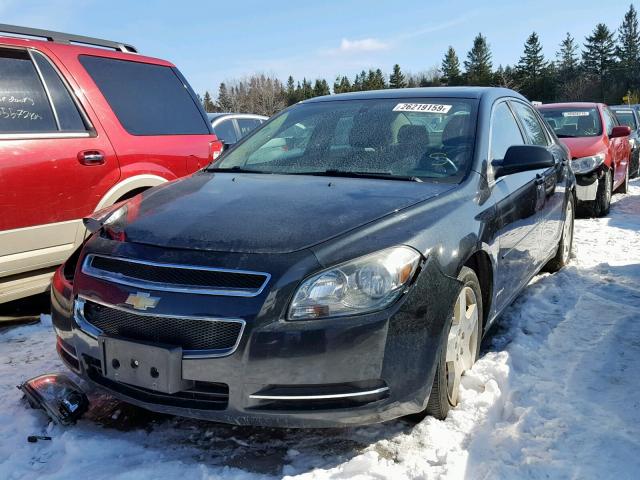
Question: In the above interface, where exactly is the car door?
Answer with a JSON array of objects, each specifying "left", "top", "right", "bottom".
[
  {"left": 604, "top": 107, "right": 629, "bottom": 187},
  {"left": 510, "top": 100, "right": 567, "bottom": 261},
  {"left": 0, "top": 46, "right": 118, "bottom": 278},
  {"left": 489, "top": 100, "right": 544, "bottom": 312}
]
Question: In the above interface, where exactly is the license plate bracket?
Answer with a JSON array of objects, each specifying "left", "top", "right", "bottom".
[{"left": 99, "top": 336, "right": 192, "bottom": 394}]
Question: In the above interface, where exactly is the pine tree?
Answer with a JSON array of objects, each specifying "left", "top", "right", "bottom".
[
  {"left": 617, "top": 4, "right": 640, "bottom": 91},
  {"left": 201, "top": 91, "right": 215, "bottom": 112},
  {"left": 301, "top": 78, "right": 313, "bottom": 99},
  {"left": 389, "top": 64, "right": 407, "bottom": 89},
  {"left": 556, "top": 33, "right": 580, "bottom": 82},
  {"left": 313, "top": 79, "right": 331, "bottom": 97},
  {"left": 464, "top": 33, "right": 493, "bottom": 85},
  {"left": 333, "top": 75, "right": 352, "bottom": 94},
  {"left": 285, "top": 76, "right": 298, "bottom": 105},
  {"left": 582, "top": 23, "right": 617, "bottom": 101},
  {"left": 217, "top": 82, "right": 232, "bottom": 111},
  {"left": 516, "top": 32, "right": 547, "bottom": 99},
  {"left": 441, "top": 46, "right": 462, "bottom": 85}
]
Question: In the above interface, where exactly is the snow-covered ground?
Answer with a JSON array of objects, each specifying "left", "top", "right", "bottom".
[{"left": 2, "top": 181, "right": 640, "bottom": 480}]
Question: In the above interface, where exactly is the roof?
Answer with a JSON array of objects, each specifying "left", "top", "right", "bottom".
[
  {"left": 302, "top": 86, "right": 527, "bottom": 103},
  {"left": 537, "top": 102, "right": 601, "bottom": 109}
]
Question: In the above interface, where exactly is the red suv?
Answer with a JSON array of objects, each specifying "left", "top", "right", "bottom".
[
  {"left": 0, "top": 25, "right": 222, "bottom": 303},
  {"left": 538, "top": 102, "right": 631, "bottom": 216}
]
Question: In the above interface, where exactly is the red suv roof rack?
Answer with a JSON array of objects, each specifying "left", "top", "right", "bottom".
[{"left": 0, "top": 24, "right": 137, "bottom": 53}]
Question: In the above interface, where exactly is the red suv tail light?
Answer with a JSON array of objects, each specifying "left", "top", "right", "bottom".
[{"left": 210, "top": 140, "right": 224, "bottom": 162}]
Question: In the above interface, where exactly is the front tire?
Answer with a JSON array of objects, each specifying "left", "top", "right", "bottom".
[
  {"left": 425, "top": 266, "right": 482, "bottom": 420},
  {"left": 545, "top": 194, "right": 574, "bottom": 273},
  {"left": 583, "top": 167, "right": 612, "bottom": 217}
]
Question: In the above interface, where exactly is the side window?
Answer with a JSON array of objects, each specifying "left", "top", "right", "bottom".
[
  {"left": 490, "top": 102, "right": 525, "bottom": 162},
  {"left": 236, "top": 118, "right": 261, "bottom": 138},
  {"left": 79, "top": 55, "right": 209, "bottom": 135},
  {"left": 32, "top": 52, "right": 87, "bottom": 131},
  {"left": 511, "top": 101, "right": 549, "bottom": 146},
  {"left": 0, "top": 48, "right": 57, "bottom": 133},
  {"left": 213, "top": 119, "right": 238, "bottom": 145}
]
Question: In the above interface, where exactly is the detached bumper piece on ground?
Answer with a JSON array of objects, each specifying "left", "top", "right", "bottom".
[{"left": 19, "top": 374, "right": 89, "bottom": 425}]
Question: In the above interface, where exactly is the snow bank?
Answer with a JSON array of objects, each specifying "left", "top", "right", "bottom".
[{"left": 2, "top": 181, "right": 640, "bottom": 479}]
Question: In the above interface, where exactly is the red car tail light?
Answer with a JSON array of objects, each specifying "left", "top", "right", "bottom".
[{"left": 210, "top": 139, "right": 224, "bottom": 162}]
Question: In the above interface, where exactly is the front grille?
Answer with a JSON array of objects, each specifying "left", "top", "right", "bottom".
[
  {"left": 83, "top": 300, "right": 243, "bottom": 353},
  {"left": 83, "top": 255, "right": 269, "bottom": 296}
]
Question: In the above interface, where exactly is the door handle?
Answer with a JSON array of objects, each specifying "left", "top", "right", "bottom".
[{"left": 78, "top": 150, "right": 105, "bottom": 165}]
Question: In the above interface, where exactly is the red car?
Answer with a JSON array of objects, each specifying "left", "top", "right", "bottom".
[
  {"left": 0, "top": 25, "right": 222, "bottom": 303},
  {"left": 538, "top": 102, "right": 631, "bottom": 216}
]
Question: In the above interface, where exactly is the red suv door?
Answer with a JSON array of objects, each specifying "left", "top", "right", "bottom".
[
  {"left": 71, "top": 53, "right": 214, "bottom": 179},
  {"left": 0, "top": 47, "right": 118, "bottom": 278}
]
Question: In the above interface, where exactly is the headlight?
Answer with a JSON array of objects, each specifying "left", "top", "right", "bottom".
[
  {"left": 288, "top": 246, "right": 421, "bottom": 320},
  {"left": 83, "top": 201, "right": 127, "bottom": 233},
  {"left": 571, "top": 153, "right": 605, "bottom": 174}
]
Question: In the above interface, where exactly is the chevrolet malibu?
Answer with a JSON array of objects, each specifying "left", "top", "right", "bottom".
[{"left": 51, "top": 87, "right": 575, "bottom": 427}]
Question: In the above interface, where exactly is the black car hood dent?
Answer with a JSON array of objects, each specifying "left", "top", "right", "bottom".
[{"left": 123, "top": 172, "right": 454, "bottom": 254}]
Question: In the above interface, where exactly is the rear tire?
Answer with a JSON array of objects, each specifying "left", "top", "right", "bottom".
[
  {"left": 425, "top": 266, "right": 483, "bottom": 420},
  {"left": 584, "top": 168, "right": 612, "bottom": 217},
  {"left": 630, "top": 150, "right": 640, "bottom": 179},
  {"left": 545, "top": 194, "right": 574, "bottom": 273}
]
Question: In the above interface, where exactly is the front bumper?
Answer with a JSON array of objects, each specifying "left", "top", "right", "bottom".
[
  {"left": 51, "top": 242, "right": 460, "bottom": 428},
  {"left": 574, "top": 168, "right": 602, "bottom": 202}
]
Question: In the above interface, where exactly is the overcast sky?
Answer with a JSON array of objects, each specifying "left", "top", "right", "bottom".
[{"left": 0, "top": 0, "right": 633, "bottom": 96}]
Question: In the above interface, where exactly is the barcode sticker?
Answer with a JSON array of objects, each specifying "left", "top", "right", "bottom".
[
  {"left": 562, "top": 111, "right": 590, "bottom": 117},
  {"left": 393, "top": 103, "right": 452, "bottom": 113}
]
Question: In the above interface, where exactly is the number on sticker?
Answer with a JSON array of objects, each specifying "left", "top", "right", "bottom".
[{"left": 393, "top": 103, "right": 453, "bottom": 114}]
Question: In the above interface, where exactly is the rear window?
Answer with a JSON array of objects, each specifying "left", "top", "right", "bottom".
[
  {"left": 79, "top": 55, "right": 209, "bottom": 136},
  {"left": 612, "top": 109, "right": 637, "bottom": 129},
  {"left": 539, "top": 107, "right": 602, "bottom": 138}
]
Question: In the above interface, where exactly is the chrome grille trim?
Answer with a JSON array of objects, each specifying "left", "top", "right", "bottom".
[
  {"left": 81, "top": 254, "right": 270, "bottom": 297},
  {"left": 73, "top": 295, "right": 246, "bottom": 359},
  {"left": 249, "top": 387, "right": 390, "bottom": 401}
]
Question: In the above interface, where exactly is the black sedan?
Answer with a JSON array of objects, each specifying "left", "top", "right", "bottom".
[{"left": 51, "top": 87, "right": 575, "bottom": 427}]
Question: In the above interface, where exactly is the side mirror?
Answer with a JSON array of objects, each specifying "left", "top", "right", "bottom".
[
  {"left": 611, "top": 125, "right": 631, "bottom": 138},
  {"left": 221, "top": 142, "right": 232, "bottom": 152},
  {"left": 493, "top": 145, "right": 554, "bottom": 179}
]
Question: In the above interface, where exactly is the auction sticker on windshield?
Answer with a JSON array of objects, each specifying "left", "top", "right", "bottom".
[
  {"left": 562, "top": 111, "right": 590, "bottom": 117},
  {"left": 393, "top": 103, "right": 452, "bottom": 113}
]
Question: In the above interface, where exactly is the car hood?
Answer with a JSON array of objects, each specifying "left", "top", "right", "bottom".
[
  {"left": 560, "top": 136, "right": 606, "bottom": 158},
  {"left": 121, "top": 172, "right": 454, "bottom": 254}
]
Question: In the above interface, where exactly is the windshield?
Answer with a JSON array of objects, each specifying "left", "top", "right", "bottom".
[
  {"left": 612, "top": 109, "right": 637, "bottom": 129},
  {"left": 539, "top": 107, "right": 602, "bottom": 138},
  {"left": 212, "top": 98, "right": 478, "bottom": 181}
]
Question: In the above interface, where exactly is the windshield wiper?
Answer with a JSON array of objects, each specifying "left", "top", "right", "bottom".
[
  {"left": 556, "top": 134, "right": 576, "bottom": 138},
  {"left": 206, "top": 166, "right": 272, "bottom": 174},
  {"left": 300, "top": 169, "right": 423, "bottom": 182}
]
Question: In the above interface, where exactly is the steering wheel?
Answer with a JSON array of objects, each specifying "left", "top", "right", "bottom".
[{"left": 426, "top": 152, "right": 459, "bottom": 174}]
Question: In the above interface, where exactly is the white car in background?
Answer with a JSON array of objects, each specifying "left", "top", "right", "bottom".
[{"left": 207, "top": 113, "right": 268, "bottom": 149}]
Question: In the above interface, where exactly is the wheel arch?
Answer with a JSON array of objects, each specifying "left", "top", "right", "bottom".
[
  {"left": 460, "top": 249, "right": 493, "bottom": 331},
  {"left": 94, "top": 174, "right": 168, "bottom": 211}
]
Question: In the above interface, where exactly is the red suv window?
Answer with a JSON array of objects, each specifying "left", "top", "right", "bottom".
[{"left": 79, "top": 55, "right": 209, "bottom": 136}]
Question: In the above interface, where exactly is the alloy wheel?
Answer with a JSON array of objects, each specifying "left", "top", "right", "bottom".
[{"left": 445, "top": 286, "right": 479, "bottom": 405}]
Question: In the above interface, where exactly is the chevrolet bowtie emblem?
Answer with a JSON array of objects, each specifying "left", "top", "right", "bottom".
[{"left": 124, "top": 292, "right": 160, "bottom": 311}]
